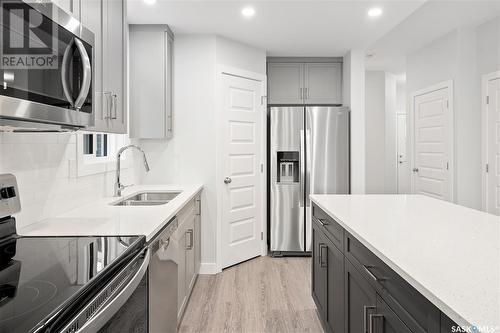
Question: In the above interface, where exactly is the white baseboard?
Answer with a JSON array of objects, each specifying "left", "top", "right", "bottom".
[{"left": 199, "top": 262, "right": 220, "bottom": 275}]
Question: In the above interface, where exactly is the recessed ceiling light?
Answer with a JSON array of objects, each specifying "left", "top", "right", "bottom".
[
  {"left": 241, "top": 6, "right": 256, "bottom": 18},
  {"left": 144, "top": 0, "right": 157, "bottom": 5},
  {"left": 367, "top": 7, "right": 383, "bottom": 18}
]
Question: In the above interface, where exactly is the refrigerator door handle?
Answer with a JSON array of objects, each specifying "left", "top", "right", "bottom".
[
  {"left": 299, "top": 129, "right": 305, "bottom": 207},
  {"left": 305, "top": 128, "right": 311, "bottom": 206}
]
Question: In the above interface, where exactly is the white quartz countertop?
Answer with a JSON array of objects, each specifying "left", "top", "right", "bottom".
[
  {"left": 310, "top": 194, "right": 500, "bottom": 331},
  {"left": 18, "top": 184, "right": 203, "bottom": 242}
]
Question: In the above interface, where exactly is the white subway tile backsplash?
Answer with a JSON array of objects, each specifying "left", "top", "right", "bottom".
[{"left": 0, "top": 132, "right": 139, "bottom": 229}]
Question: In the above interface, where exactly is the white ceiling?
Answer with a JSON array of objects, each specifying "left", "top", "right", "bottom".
[
  {"left": 365, "top": 1, "right": 500, "bottom": 73},
  {"left": 127, "top": 0, "right": 425, "bottom": 56}
]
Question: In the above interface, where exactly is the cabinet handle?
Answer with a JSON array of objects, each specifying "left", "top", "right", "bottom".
[
  {"left": 186, "top": 229, "right": 194, "bottom": 250},
  {"left": 195, "top": 198, "right": 201, "bottom": 216},
  {"left": 363, "top": 265, "right": 386, "bottom": 282},
  {"left": 363, "top": 306, "right": 376, "bottom": 333},
  {"left": 305, "top": 87, "right": 308, "bottom": 100},
  {"left": 300, "top": 87, "right": 303, "bottom": 100},
  {"left": 111, "top": 94, "right": 118, "bottom": 120},
  {"left": 103, "top": 92, "right": 111, "bottom": 119},
  {"left": 318, "top": 218, "right": 329, "bottom": 226},
  {"left": 319, "top": 243, "right": 327, "bottom": 267},
  {"left": 369, "top": 314, "right": 384, "bottom": 333}
]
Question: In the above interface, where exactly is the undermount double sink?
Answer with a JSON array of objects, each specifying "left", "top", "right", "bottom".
[{"left": 112, "top": 191, "right": 181, "bottom": 206}]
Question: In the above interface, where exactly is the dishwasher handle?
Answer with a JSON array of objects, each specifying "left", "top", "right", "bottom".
[{"left": 76, "top": 248, "right": 151, "bottom": 333}]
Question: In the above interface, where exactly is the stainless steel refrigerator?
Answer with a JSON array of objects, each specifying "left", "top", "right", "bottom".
[{"left": 269, "top": 106, "right": 350, "bottom": 254}]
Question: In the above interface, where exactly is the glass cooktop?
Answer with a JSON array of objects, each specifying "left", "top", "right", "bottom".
[{"left": 0, "top": 232, "right": 145, "bottom": 333}]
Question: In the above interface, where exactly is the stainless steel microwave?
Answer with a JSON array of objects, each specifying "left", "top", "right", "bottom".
[{"left": 0, "top": 0, "right": 95, "bottom": 131}]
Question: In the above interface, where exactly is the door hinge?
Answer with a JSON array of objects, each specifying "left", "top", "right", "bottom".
[
  {"left": 446, "top": 162, "right": 449, "bottom": 170},
  {"left": 260, "top": 163, "right": 264, "bottom": 173},
  {"left": 261, "top": 96, "right": 267, "bottom": 105},
  {"left": 261, "top": 232, "right": 263, "bottom": 240},
  {"left": 446, "top": 100, "right": 449, "bottom": 108},
  {"left": 486, "top": 163, "right": 489, "bottom": 173},
  {"left": 486, "top": 96, "right": 490, "bottom": 105}
]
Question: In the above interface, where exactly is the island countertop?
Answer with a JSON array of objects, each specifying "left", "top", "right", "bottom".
[{"left": 309, "top": 194, "right": 499, "bottom": 331}]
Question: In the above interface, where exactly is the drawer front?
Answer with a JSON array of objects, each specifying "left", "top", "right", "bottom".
[
  {"left": 312, "top": 204, "right": 343, "bottom": 251},
  {"left": 345, "top": 233, "right": 440, "bottom": 333}
]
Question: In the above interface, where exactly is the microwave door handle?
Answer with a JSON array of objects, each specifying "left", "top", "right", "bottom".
[
  {"left": 61, "top": 39, "right": 75, "bottom": 107},
  {"left": 74, "top": 38, "right": 92, "bottom": 111},
  {"left": 77, "top": 249, "right": 150, "bottom": 333}
]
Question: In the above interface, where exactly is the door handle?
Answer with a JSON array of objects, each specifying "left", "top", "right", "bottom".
[
  {"left": 363, "top": 306, "right": 376, "bottom": 333},
  {"left": 412, "top": 167, "right": 419, "bottom": 173},
  {"left": 74, "top": 38, "right": 92, "bottom": 110},
  {"left": 369, "top": 314, "right": 384, "bottom": 333},
  {"left": 224, "top": 177, "right": 232, "bottom": 184},
  {"left": 61, "top": 39, "right": 75, "bottom": 107},
  {"left": 299, "top": 130, "right": 305, "bottom": 206}
]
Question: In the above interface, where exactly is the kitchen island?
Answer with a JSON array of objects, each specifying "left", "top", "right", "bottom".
[{"left": 310, "top": 194, "right": 499, "bottom": 333}]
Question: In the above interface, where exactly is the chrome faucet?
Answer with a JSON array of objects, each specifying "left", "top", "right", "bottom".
[{"left": 115, "top": 145, "right": 150, "bottom": 197}]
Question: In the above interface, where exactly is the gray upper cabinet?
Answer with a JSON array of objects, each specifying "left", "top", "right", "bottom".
[
  {"left": 304, "top": 63, "right": 342, "bottom": 105},
  {"left": 267, "top": 63, "right": 304, "bottom": 104},
  {"left": 129, "top": 25, "right": 174, "bottom": 139},
  {"left": 267, "top": 61, "right": 342, "bottom": 105},
  {"left": 81, "top": 0, "right": 127, "bottom": 134}
]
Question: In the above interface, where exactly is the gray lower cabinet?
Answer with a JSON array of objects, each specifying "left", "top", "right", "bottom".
[
  {"left": 175, "top": 195, "right": 201, "bottom": 323},
  {"left": 312, "top": 219, "right": 344, "bottom": 333},
  {"left": 312, "top": 203, "right": 456, "bottom": 333}
]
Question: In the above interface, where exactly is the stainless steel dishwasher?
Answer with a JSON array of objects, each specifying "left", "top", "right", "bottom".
[{"left": 149, "top": 217, "right": 179, "bottom": 333}]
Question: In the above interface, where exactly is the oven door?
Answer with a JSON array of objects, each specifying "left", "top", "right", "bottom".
[{"left": 0, "top": 0, "right": 94, "bottom": 130}]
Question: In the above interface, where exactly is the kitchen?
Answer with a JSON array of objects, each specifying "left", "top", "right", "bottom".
[{"left": 0, "top": 0, "right": 498, "bottom": 332}]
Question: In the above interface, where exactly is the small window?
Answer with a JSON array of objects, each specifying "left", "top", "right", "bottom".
[
  {"left": 77, "top": 133, "right": 129, "bottom": 177},
  {"left": 83, "top": 133, "right": 109, "bottom": 158}
]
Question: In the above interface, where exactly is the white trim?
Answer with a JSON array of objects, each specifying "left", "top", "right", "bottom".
[
  {"left": 215, "top": 65, "right": 267, "bottom": 273},
  {"left": 409, "top": 80, "right": 455, "bottom": 202},
  {"left": 198, "top": 262, "right": 220, "bottom": 275},
  {"left": 481, "top": 71, "right": 500, "bottom": 212}
]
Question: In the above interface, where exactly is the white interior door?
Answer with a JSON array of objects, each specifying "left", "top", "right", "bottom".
[
  {"left": 221, "top": 74, "right": 263, "bottom": 269},
  {"left": 397, "top": 114, "right": 410, "bottom": 193},
  {"left": 486, "top": 77, "right": 500, "bottom": 215},
  {"left": 412, "top": 85, "right": 453, "bottom": 201}
]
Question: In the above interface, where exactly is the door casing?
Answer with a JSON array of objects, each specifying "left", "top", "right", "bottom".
[{"left": 481, "top": 71, "right": 500, "bottom": 213}]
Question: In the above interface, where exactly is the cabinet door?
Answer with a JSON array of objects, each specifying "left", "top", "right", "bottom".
[
  {"left": 185, "top": 216, "right": 196, "bottom": 293},
  {"left": 166, "top": 34, "right": 174, "bottom": 138},
  {"left": 80, "top": 0, "right": 105, "bottom": 130},
  {"left": 345, "top": 259, "right": 377, "bottom": 333},
  {"left": 104, "top": 0, "right": 126, "bottom": 133},
  {"left": 304, "top": 63, "right": 342, "bottom": 105},
  {"left": 194, "top": 197, "right": 201, "bottom": 274},
  {"left": 326, "top": 237, "right": 344, "bottom": 333},
  {"left": 267, "top": 63, "right": 304, "bottom": 104},
  {"left": 312, "top": 221, "right": 328, "bottom": 318},
  {"left": 371, "top": 295, "right": 412, "bottom": 333},
  {"left": 174, "top": 222, "right": 186, "bottom": 320}
]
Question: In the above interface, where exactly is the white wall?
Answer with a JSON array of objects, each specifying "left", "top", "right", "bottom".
[
  {"left": 406, "top": 15, "right": 500, "bottom": 209},
  {"left": 343, "top": 50, "right": 366, "bottom": 194},
  {"left": 364, "top": 71, "right": 398, "bottom": 194},
  {"left": 0, "top": 133, "right": 138, "bottom": 229},
  {"left": 365, "top": 71, "right": 386, "bottom": 193},
  {"left": 384, "top": 72, "right": 398, "bottom": 193},
  {"left": 139, "top": 34, "right": 266, "bottom": 272}
]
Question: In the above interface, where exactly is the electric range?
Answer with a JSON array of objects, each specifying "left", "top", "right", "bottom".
[{"left": 0, "top": 174, "right": 149, "bottom": 333}]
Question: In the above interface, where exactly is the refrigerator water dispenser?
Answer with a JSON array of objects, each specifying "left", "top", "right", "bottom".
[{"left": 277, "top": 151, "right": 299, "bottom": 183}]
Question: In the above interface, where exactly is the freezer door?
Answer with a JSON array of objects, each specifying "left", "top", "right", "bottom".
[
  {"left": 305, "top": 106, "right": 350, "bottom": 250},
  {"left": 270, "top": 107, "right": 305, "bottom": 252}
]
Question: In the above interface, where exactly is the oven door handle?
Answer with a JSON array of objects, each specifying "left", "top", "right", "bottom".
[
  {"left": 78, "top": 248, "right": 150, "bottom": 333},
  {"left": 61, "top": 39, "right": 75, "bottom": 108},
  {"left": 74, "top": 38, "right": 92, "bottom": 111}
]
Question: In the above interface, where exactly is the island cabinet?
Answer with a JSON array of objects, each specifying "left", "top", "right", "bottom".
[{"left": 311, "top": 203, "right": 456, "bottom": 333}]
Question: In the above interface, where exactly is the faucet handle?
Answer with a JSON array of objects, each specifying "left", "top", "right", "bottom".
[{"left": 121, "top": 184, "right": 134, "bottom": 190}]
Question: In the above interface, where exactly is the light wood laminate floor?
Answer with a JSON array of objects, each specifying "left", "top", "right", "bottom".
[{"left": 179, "top": 256, "right": 324, "bottom": 333}]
